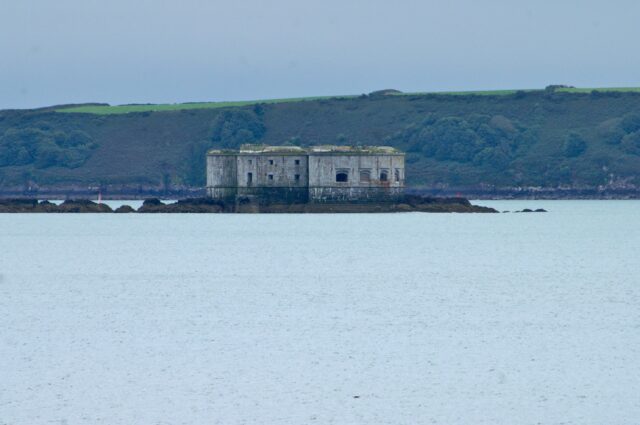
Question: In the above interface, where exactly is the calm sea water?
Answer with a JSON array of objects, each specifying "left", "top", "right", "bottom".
[{"left": 1, "top": 201, "right": 639, "bottom": 425}]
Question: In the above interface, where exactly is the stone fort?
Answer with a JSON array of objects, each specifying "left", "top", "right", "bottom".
[{"left": 207, "top": 144, "right": 405, "bottom": 203}]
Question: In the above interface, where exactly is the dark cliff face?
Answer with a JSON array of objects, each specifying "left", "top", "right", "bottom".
[{"left": 1, "top": 90, "right": 639, "bottom": 198}]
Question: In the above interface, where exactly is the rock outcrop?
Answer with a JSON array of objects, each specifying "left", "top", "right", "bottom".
[
  {"left": 0, "top": 199, "right": 111, "bottom": 213},
  {"left": 56, "top": 200, "right": 113, "bottom": 213},
  {"left": 114, "top": 205, "right": 136, "bottom": 213},
  {"left": 137, "top": 198, "right": 225, "bottom": 213},
  {"left": 0, "top": 196, "right": 498, "bottom": 213}
]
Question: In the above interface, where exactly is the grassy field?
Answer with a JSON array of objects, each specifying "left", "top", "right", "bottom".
[
  {"left": 57, "top": 95, "right": 358, "bottom": 115},
  {"left": 55, "top": 87, "right": 640, "bottom": 115},
  {"left": 56, "top": 90, "right": 531, "bottom": 115},
  {"left": 400, "top": 89, "right": 537, "bottom": 96},
  {"left": 558, "top": 87, "right": 640, "bottom": 93},
  {"left": 405, "top": 87, "right": 640, "bottom": 96}
]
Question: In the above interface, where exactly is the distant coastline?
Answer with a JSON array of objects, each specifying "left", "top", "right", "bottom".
[
  {"left": 0, "top": 186, "right": 637, "bottom": 200},
  {"left": 2, "top": 88, "right": 639, "bottom": 199}
]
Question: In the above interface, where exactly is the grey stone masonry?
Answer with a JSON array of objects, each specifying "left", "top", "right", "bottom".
[{"left": 206, "top": 144, "right": 405, "bottom": 203}]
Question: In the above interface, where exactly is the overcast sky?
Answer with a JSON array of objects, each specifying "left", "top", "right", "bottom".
[{"left": 1, "top": 0, "right": 639, "bottom": 109}]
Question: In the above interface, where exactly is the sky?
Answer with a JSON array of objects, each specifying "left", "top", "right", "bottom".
[{"left": 1, "top": 0, "right": 639, "bottom": 109}]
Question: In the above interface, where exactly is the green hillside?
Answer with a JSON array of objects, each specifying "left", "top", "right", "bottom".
[
  {"left": 54, "top": 87, "right": 640, "bottom": 115},
  {"left": 1, "top": 87, "right": 640, "bottom": 197},
  {"left": 56, "top": 95, "right": 358, "bottom": 115}
]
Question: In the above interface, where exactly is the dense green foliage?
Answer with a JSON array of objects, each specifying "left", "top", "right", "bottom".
[
  {"left": 182, "top": 107, "right": 267, "bottom": 186},
  {"left": 0, "top": 124, "right": 96, "bottom": 169},
  {"left": 210, "top": 107, "right": 266, "bottom": 148},
  {"left": 386, "top": 114, "right": 533, "bottom": 168},
  {"left": 1, "top": 89, "right": 639, "bottom": 195}
]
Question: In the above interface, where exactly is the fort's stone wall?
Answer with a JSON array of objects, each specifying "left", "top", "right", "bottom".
[
  {"left": 206, "top": 146, "right": 405, "bottom": 203},
  {"left": 237, "top": 187, "right": 310, "bottom": 204},
  {"left": 206, "top": 155, "right": 237, "bottom": 200},
  {"left": 308, "top": 187, "right": 404, "bottom": 203},
  {"left": 308, "top": 154, "right": 404, "bottom": 202},
  {"left": 236, "top": 154, "right": 308, "bottom": 188}
]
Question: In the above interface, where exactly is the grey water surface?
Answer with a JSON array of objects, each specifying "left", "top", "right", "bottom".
[{"left": 1, "top": 201, "right": 639, "bottom": 425}]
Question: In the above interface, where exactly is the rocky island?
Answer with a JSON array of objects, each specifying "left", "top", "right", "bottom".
[{"left": 0, "top": 196, "right": 498, "bottom": 213}]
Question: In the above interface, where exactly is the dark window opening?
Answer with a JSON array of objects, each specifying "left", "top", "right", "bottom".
[
  {"left": 295, "top": 159, "right": 300, "bottom": 165},
  {"left": 394, "top": 169, "right": 400, "bottom": 182},
  {"left": 336, "top": 172, "right": 348, "bottom": 182},
  {"left": 247, "top": 172, "right": 253, "bottom": 184},
  {"left": 380, "top": 171, "right": 388, "bottom": 182},
  {"left": 294, "top": 174, "right": 300, "bottom": 181},
  {"left": 269, "top": 159, "right": 274, "bottom": 165},
  {"left": 268, "top": 174, "right": 274, "bottom": 181}
]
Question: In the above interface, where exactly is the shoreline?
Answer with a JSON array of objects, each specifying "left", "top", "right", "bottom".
[
  {"left": 1, "top": 187, "right": 638, "bottom": 201},
  {"left": 0, "top": 197, "right": 499, "bottom": 214}
]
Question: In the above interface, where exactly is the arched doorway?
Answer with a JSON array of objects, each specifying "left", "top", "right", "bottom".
[{"left": 336, "top": 172, "right": 348, "bottom": 182}]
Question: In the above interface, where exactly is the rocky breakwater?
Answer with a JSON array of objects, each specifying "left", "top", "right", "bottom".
[
  {"left": 0, "top": 199, "right": 113, "bottom": 213},
  {"left": 0, "top": 196, "right": 499, "bottom": 213},
  {"left": 250, "top": 195, "right": 498, "bottom": 213},
  {"left": 137, "top": 198, "right": 226, "bottom": 213},
  {"left": 397, "top": 195, "right": 498, "bottom": 213}
]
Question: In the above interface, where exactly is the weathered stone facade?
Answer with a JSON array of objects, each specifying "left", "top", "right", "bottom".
[{"left": 206, "top": 145, "right": 405, "bottom": 203}]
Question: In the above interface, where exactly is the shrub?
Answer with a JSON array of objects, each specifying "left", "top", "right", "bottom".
[
  {"left": 563, "top": 133, "right": 587, "bottom": 157},
  {"left": 597, "top": 118, "right": 625, "bottom": 145},
  {"left": 621, "top": 131, "right": 640, "bottom": 155},
  {"left": 210, "top": 109, "right": 265, "bottom": 148},
  {"left": 620, "top": 112, "right": 640, "bottom": 133}
]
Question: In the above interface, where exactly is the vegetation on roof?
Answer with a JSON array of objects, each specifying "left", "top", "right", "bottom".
[
  {"left": 308, "top": 145, "right": 402, "bottom": 154},
  {"left": 207, "top": 144, "right": 403, "bottom": 155},
  {"left": 239, "top": 144, "right": 306, "bottom": 153}
]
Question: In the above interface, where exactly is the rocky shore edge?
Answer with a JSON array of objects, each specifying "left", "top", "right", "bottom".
[{"left": 0, "top": 196, "right": 503, "bottom": 213}]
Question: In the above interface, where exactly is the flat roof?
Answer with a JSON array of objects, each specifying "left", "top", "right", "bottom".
[
  {"left": 208, "top": 144, "right": 403, "bottom": 155},
  {"left": 308, "top": 145, "right": 401, "bottom": 154}
]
